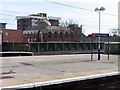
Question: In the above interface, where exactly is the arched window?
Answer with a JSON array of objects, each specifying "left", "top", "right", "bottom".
[
  {"left": 48, "top": 31, "right": 52, "bottom": 38},
  {"left": 70, "top": 32, "right": 74, "bottom": 38},
  {"left": 54, "top": 32, "right": 57, "bottom": 38},
  {"left": 60, "top": 32, "right": 63, "bottom": 38},
  {"left": 27, "top": 32, "right": 29, "bottom": 35},
  {"left": 65, "top": 32, "right": 68, "bottom": 38},
  {"left": 34, "top": 31, "right": 36, "bottom": 34}
]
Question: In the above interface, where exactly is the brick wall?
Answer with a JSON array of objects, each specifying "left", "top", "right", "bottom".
[{"left": 3, "top": 29, "right": 23, "bottom": 42}]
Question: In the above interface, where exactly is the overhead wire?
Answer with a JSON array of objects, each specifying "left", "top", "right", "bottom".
[
  {"left": 41, "top": 0, "right": 118, "bottom": 17},
  {"left": 0, "top": 0, "right": 118, "bottom": 30},
  {"left": 0, "top": 11, "right": 117, "bottom": 28},
  {"left": 0, "top": 14, "right": 117, "bottom": 30}
]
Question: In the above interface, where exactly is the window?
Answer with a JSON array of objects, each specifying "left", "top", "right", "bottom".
[
  {"left": 65, "top": 32, "right": 68, "bottom": 38},
  {"left": 28, "top": 38, "right": 30, "bottom": 42},
  {"left": 60, "top": 32, "right": 62, "bottom": 38},
  {"left": 34, "top": 38, "right": 36, "bottom": 41},
  {"left": 54, "top": 32, "right": 57, "bottom": 38},
  {"left": 48, "top": 31, "right": 52, "bottom": 38},
  {"left": 34, "top": 32, "right": 36, "bottom": 34},
  {"left": 31, "top": 39, "right": 33, "bottom": 42},
  {"left": 70, "top": 32, "right": 74, "bottom": 38},
  {"left": 5, "top": 32, "right": 8, "bottom": 36}
]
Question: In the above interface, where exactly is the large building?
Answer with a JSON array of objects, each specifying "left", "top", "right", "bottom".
[
  {"left": 17, "top": 13, "right": 82, "bottom": 42},
  {"left": 16, "top": 13, "right": 60, "bottom": 30}
]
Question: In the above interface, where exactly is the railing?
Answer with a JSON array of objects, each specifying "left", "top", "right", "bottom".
[{"left": 2, "top": 42, "right": 104, "bottom": 53}]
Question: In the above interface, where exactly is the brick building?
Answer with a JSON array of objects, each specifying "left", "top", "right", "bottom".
[
  {"left": 3, "top": 29, "right": 23, "bottom": 42},
  {"left": 17, "top": 13, "right": 82, "bottom": 42},
  {"left": 23, "top": 24, "right": 81, "bottom": 42}
]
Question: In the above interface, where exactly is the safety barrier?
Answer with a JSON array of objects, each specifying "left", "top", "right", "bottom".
[{"left": 2, "top": 42, "right": 104, "bottom": 52}]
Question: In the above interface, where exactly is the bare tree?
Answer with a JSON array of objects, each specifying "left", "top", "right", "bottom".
[
  {"left": 60, "top": 19, "right": 76, "bottom": 27},
  {"left": 111, "top": 28, "right": 120, "bottom": 36}
]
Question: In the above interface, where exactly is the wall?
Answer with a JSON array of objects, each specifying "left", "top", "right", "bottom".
[{"left": 3, "top": 29, "right": 23, "bottom": 42}]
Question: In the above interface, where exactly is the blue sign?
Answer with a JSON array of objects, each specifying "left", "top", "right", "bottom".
[{"left": 92, "top": 33, "right": 109, "bottom": 37}]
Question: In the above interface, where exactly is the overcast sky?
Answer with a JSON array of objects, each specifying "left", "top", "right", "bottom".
[{"left": 0, "top": 0, "right": 119, "bottom": 35}]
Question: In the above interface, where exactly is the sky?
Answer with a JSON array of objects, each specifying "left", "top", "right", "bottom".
[{"left": 0, "top": 0, "right": 119, "bottom": 35}]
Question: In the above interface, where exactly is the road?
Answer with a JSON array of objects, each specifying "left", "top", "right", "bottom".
[{"left": 0, "top": 54, "right": 118, "bottom": 88}]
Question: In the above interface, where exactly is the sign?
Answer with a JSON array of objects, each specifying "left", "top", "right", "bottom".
[{"left": 92, "top": 33, "right": 109, "bottom": 37}]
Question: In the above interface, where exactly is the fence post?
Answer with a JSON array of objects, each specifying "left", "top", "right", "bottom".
[{"left": 91, "top": 36, "right": 93, "bottom": 61}]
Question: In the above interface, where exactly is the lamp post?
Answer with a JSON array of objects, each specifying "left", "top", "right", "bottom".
[{"left": 95, "top": 7, "right": 105, "bottom": 60}]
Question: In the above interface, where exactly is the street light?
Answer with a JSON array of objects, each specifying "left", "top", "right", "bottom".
[{"left": 95, "top": 7, "right": 105, "bottom": 60}]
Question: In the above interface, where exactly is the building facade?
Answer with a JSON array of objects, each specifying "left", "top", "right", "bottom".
[
  {"left": 23, "top": 25, "right": 81, "bottom": 42},
  {"left": 3, "top": 29, "right": 23, "bottom": 42},
  {"left": 16, "top": 13, "right": 47, "bottom": 30},
  {"left": 16, "top": 13, "right": 60, "bottom": 30},
  {"left": 17, "top": 13, "right": 82, "bottom": 42}
]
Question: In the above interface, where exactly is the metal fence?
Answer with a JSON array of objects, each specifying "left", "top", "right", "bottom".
[{"left": 2, "top": 42, "right": 104, "bottom": 52}]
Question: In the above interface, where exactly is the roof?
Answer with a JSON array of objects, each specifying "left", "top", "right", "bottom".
[
  {"left": 16, "top": 16, "right": 46, "bottom": 19},
  {"left": 48, "top": 16, "right": 61, "bottom": 20},
  {"left": 0, "top": 23, "right": 7, "bottom": 25}
]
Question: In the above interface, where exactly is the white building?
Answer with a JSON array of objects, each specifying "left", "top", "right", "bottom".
[{"left": 16, "top": 13, "right": 61, "bottom": 30}]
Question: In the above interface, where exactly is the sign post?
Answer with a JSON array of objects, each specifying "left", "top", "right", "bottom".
[
  {"left": 91, "top": 36, "right": 93, "bottom": 61},
  {"left": 91, "top": 33, "right": 109, "bottom": 61},
  {"left": 108, "top": 35, "right": 110, "bottom": 60},
  {"left": 0, "top": 31, "right": 2, "bottom": 53}
]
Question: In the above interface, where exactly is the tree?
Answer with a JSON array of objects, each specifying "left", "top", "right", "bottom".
[
  {"left": 111, "top": 28, "right": 120, "bottom": 36},
  {"left": 60, "top": 19, "right": 76, "bottom": 27}
]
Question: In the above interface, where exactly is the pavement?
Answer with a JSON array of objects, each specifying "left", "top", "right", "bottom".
[{"left": 0, "top": 54, "right": 119, "bottom": 88}]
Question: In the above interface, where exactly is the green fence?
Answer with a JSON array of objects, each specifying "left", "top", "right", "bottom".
[
  {"left": 104, "top": 42, "right": 120, "bottom": 54},
  {"left": 3, "top": 42, "right": 105, "bottom": 52},
  {"left": 3, "top": 42, "right": 28, "bottom": 51},
  {"left": 29, "top": 42, "right": 103, "bottom": 52}
]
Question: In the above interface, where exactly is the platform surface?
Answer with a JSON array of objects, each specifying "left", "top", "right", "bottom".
[{"left": 0, "top": 54, "right": 118, "bottom": 88}]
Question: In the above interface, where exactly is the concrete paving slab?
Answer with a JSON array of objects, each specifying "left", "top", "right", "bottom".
[{"left": 0, "top": 54, "right": 118, "bottom": 87}]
